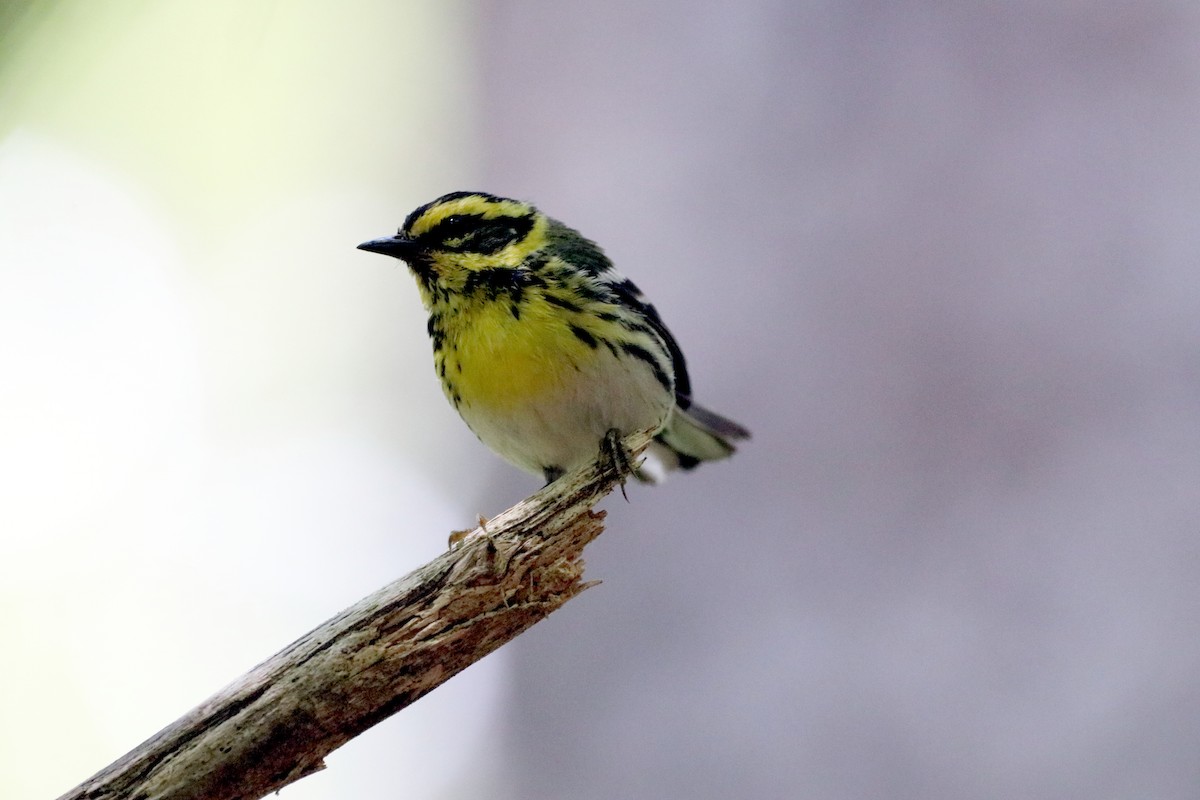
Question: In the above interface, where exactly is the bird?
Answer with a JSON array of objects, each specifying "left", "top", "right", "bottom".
[{"left": 357, "top": 191, "right": 748, "bottom": 486}]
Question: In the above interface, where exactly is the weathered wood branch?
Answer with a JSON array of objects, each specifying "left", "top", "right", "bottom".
[{"left": 59, "top": 430, "right": 652, "bottom": 800}]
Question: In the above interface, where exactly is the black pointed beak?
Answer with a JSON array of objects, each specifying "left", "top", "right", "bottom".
[{"left": 357, "top": 235, "right": 420, "bottom": 260}]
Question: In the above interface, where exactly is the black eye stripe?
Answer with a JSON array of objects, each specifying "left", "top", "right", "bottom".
[{"left": 424, "top": 212, "right": 536, "bottom": 254}]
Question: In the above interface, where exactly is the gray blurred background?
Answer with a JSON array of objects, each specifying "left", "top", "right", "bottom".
[
  {"left": 4, "top": 2, "right": 1199, "bottom": 799},
  {"left": 478, "top": 3, "right": 1200, "bottom": 799}
]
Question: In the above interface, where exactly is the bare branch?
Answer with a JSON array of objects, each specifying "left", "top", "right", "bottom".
[{"left": 59, "top": 430, "right": 652, "bottom": 800}]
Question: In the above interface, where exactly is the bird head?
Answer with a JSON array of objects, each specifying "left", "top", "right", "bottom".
[{"left": 358, "top": 191, "right": 549, "bottom": 301}]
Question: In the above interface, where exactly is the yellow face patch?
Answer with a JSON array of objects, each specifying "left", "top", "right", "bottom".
[{"left": 399, "top": 192, "right": 551, "bottom": 276}]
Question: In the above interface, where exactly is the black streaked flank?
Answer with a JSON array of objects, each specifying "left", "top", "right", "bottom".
[
  {"left": 608, "top": 276, "right": 693, "bottom": 400},
  {"left": 620, "top": 341, "right": 672, "bottom": 393},
  {"left": 568, "top": 280, "right": 610, "bottom": 304},
  {"left": 569, "top": 324, "right": 598, "bottom": 348},
  {"left": 614, "top": 314, "right": 658, "bottom": 338},
  {"left": 443, "top": 378, "right": 463, "bottom": 409},
  {"left": 544, "top": 294, "right": 583, "bottom": 314}
]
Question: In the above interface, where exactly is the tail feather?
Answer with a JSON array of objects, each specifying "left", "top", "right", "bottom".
[
  {"left": 637, "top": 401, "right": 750, "bottom": 482},
  {"left": 678, "top": 401, "right": 751, "bottom": 441}
]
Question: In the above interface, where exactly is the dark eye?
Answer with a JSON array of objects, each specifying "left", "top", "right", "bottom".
[{"left": 438, "top": 215, "right": 473, "bottom": 239}]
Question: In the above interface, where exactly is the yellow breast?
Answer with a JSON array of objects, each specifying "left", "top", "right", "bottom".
[{"left": 440, "top": 298, "right": 599, "bottom": 411}]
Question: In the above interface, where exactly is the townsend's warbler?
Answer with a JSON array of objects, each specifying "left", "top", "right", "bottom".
[{"left": 358, "top": 191, "right": 749, "bottom": 485}]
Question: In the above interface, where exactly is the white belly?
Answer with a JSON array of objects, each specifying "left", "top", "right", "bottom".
[{"left": 456, "top": 349, "right": 673, "bottom": 478}]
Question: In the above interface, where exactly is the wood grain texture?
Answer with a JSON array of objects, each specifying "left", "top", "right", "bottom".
[{"left": 60, "top": 430, "right": 651, "bottom": 800}]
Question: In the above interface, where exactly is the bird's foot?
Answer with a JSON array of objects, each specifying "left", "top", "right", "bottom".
[{"left": 600, "top": 429, "right": 635, "bottom": 501}]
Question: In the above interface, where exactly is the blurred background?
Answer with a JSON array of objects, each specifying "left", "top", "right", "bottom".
[{"left": 3, "top": 1, "right": 1200, "bottom": 798}]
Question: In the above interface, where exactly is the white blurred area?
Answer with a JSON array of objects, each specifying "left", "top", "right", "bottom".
[{"left": 0, "top": 3, "right": 509, "bottom": 799}]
